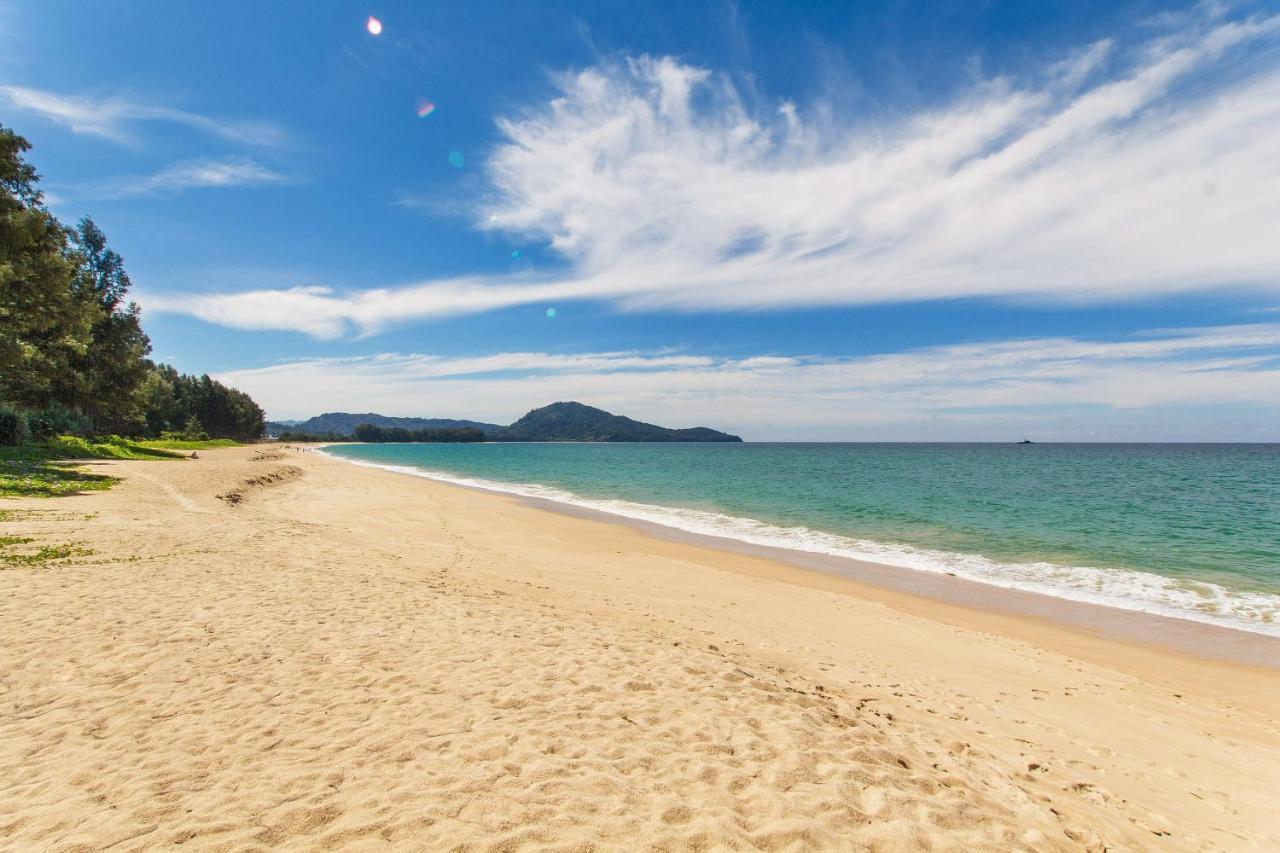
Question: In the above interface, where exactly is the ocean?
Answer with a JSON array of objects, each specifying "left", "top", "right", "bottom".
[{"left": 323, "top": 442, "right": 1280, "bottom": 636}]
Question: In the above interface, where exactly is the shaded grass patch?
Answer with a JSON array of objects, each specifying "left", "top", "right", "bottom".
[
  {"left": 0, "top": 436, "right": 183, "bottom": 462},
  {"left": 0, "top": 434, "right": 242, "bottom": 500},
  {"left": 0, "top": 434, "right": 190, "bottom": 498},
  {"left": 0, "top": 460, "right": 121, "bottom": 498}
]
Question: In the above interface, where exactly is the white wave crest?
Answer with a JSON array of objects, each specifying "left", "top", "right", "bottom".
[{"left": 323, "top": 451, "right": 1280, "bottom": 637}]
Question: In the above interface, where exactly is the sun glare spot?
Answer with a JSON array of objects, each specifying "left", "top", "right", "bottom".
[
  {"left": 448, "top": 150, "right": 465, "bottom": 168},
  {"left": 366, "top": 16, "right": 383, "bottom": 35},
  {"left": 546, "top": 307, "right": 557, "bottom": 318},
  {"left": 416, "top": 100, "right": 436, "bottom": 118}
]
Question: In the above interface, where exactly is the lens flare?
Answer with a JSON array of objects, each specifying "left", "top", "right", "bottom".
[
  {"left": 366, "top": 16, "right": 383, "bottom": 35},
  {"left": 415, "top": 100, "right": 436, "bottom": 118},
  {"left": 448, "top": 150, "right": 465, "bottom": 169},
  {"left": 546, "top": 308, "right": 557, "bottom": 318}
]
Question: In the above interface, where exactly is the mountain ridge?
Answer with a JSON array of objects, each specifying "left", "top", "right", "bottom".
[
  {"left": 267, "top": 412, "right": 502, "bottom": 436},
  {"left": 503, "top": 402, "right": 741, "bottom": 442},
  {"left": 267, "top": 402, "right": 741, "bottom": 442}
]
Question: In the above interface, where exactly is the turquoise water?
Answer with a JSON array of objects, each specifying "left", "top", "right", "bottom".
[{"left": 324, "top": 442, "right": 1280, "bottom": 635}]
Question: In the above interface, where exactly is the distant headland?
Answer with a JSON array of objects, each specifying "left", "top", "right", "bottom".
[{"left": 268, "top": 401, "right": 743, "bottom": 443}]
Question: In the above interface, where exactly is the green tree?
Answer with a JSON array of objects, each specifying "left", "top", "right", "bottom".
[
  {"left": 137, "top": 363, "right": 181, "bottom": 436},
  {"left": 1, "top": 124, "right": 267, "bottom": 443},
  {"left": 0, "top": 125, "right": 94, "bottom": 408},
  {"left": 137, "top": 366, "right": 264, "bottom": 441},
  {"left": 61, "top": 218, "right": 152, "bottom": 433}
]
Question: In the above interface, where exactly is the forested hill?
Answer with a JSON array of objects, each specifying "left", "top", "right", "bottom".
[
  {"left": 503, "top": 402, "right": 741, "bottom": 442},
  {"left": 272, "top": 402, "right": 742, "bottom": 442},
  {"left": 268, "top": 412, "right": 501, "bottom": 437}
]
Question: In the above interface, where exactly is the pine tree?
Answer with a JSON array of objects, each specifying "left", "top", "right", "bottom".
[
  {"left": 64, "top": 218, "right": 153, "bottom": 433},
  {"left": 0, "top": 125, "right": 95, "bottom": 408},
  {"left": 1, "top": 124, "right": 266, "bottom": 441}
]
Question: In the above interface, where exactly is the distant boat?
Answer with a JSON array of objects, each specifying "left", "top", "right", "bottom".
[{"left": 1017, "top": 439, "right": 1035, "bottom": 444}]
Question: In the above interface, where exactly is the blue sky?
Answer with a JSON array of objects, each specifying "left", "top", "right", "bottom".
[{"left": 3, "top": 0, "right": 1278, "bottom": 439}]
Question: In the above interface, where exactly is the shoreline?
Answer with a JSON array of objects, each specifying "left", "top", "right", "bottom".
[
  {"left": 320, "top": 447, "right": 1280, "bottom": 670},
  {"left": 4, "top": 445, "right": 1278, "bottom": 849}
]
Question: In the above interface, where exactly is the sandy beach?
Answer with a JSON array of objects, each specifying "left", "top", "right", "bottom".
[{"left": 2, "top": 446, "right": 1278, "bottom": 851}]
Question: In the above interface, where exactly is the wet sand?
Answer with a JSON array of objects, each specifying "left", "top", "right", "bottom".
[{"left": 478, "top": 479, "right": 1280, "bottom": 670}]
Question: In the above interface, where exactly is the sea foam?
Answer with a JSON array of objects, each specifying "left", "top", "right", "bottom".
[{"left": 323, "top": 451, "right": 1280, "bottom": 637}]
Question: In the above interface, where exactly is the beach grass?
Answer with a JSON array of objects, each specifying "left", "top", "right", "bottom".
[
  {"left": 0, "top": 534, "right": 93, "bottom": 567},
  {"left": 0, "top": 435, "right": 234, "bottom": 498},
  {"left": 1, "top": 436, "right": 182, "bottom": 462},
  {"left": 138, "top": 438, "right": 242, "bottom": 451},
  {"left": 0, "top": 459, "right": 121, "bottom": 498}
]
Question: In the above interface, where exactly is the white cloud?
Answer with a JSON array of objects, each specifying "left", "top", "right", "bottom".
[
  {"left": 0, "top": 84, "right": 286, "bottom": 146},
  {"left": 219, "top": 323, "right": 1280, "bottom": 440},
  {"left": 139, "top": 277, "right": 573, "bottom": 339},
  {"left": 92, "top": 157, "right": 289, "bottom": 198},
  {"left": 146, "top": 10, "right": 1280, "bottom": 337}
]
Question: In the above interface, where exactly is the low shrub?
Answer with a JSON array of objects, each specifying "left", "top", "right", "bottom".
[
  {"left": 0, "top": 406, "right": 30, "bottom": 447},
  {"left": 26, "top": 404, "right": 91, "bottom": 440},
  {"left": 162, "top": 418, "right": 209, "bottom": 442}
]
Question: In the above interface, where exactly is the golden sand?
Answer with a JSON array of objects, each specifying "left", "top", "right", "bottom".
[{"left": 1, "top": 446, "right": 1277, "bottom": 850}]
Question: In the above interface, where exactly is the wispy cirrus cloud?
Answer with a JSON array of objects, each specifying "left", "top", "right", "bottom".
[
  {"left": 146, "top": 9, "right": 1280, "bottom": 338},
  {"left": 91, "top": 157, "right": 289, "bottom": 199},
  {"left": 0, "top": 84, "right": 286, "bottom": 146},
  {"left": 219, "top": 323, "right": 1280, "bottom": 440}
]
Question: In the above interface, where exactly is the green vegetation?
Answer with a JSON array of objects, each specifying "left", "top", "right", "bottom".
[
  {"left": 0, "top": 436, "right": 183, "bottom": 461},
  {"left": 267, "top": 412, "right": 500, "bottom": 437},
  {"left": 273, "top": 402, "right": 742, "bottom": 442},
  {"left": 273, "top": 423, "right": 486, "bottom": 443},
  {"left": 274, "top": 431, "right": 352, "bottom": 443},
  {"left": 135, "top": 366, "right": 265, "bottom": 443},
  {"left": 352, "top": 423, "right": 485, "bottom": 443},
  {"left": 502, "top": 402, "right": 742, "bottom": 442},
  {"left": 0, "top": 438, "right": 245, "bottom": 505},
  {"left": 0, "top": 435, "right": 239, "bottom": 498},
  {"left": 0, "top": 507, "right": 96, "bottom": 523},
  {"left": 137, "top": 437, "right": 241, "bottom": 450},
  {"left": 0, "top": 534, "right": 93, "bottom": 567},
  {"left": 0, "top": 458, "right": 119, "bottom": 498},
  {"left": 1, "top": 123, "right": 266, "bottom": 450}
]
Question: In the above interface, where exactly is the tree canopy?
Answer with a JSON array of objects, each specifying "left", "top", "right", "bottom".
[
  {"left": 352, "top": 423, "right": 485, "bottom": 443},
  {"left": 0, "top": 124, "right": 264, "bottom": 443}
]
